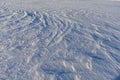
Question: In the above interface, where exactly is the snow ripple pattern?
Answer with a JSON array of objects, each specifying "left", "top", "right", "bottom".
[{"left": 0, "top": 8, "right": 120, "bottom": 80}]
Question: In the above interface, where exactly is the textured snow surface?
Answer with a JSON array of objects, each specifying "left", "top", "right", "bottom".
[{"left": 0, "top": 0, "right": 120, "bottom": 80}]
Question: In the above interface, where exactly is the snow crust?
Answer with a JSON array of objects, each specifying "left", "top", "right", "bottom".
[{"left": 0, "top": 0, "right": 120, "bottom": 80}]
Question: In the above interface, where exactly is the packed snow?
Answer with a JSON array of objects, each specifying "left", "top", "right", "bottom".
[{"left": 0, "top": 0, "right": 120, "bottom": 80}]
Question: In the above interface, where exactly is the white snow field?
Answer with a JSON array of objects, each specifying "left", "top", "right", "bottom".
[{"left": 0, "top": 0, "right": 120, "bottom": 80}]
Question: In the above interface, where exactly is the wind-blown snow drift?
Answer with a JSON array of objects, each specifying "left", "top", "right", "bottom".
[{"left": 0, "top": 0, "right": 120, "bottom": 80}]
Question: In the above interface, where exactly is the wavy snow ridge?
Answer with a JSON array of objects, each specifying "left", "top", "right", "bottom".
[{"left": 0, "top": 1, "right": 120, "bottom": 80}]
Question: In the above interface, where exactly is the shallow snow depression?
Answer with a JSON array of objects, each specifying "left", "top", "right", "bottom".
[{"left": 0, "top": 0, "right": 120, "bottom": 80}]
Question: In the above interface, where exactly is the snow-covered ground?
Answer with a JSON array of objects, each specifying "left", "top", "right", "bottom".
[{"left": 0, "top": 0, "right": 120, "bottom": 80}]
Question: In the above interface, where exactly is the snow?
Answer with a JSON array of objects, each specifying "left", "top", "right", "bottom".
[{"left": 0, "top": 0, "right": 120, "bottom": 80}]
